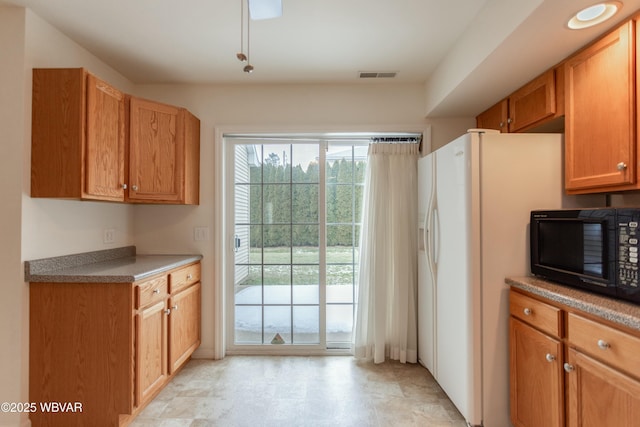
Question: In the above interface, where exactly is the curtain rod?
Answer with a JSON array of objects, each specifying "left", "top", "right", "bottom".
[
  {"left": 370, "top": 136, "right": 421, "bottom": 144},
  {"left": 225, "top": 133, "right": 422, "bottom": 143}
]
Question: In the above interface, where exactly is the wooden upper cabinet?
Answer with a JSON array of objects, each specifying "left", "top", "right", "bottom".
[
  {"left": 509, "top": 68, "right": 557, "bottom": 132},
  {"left": 476, "top": 99, "right": 509, "bottom": 132},
  {"left": 565, "top": 20, "right": 636, "bottom": 193},
  {"left": 31, "top": 68, "right": 201, "bottom": 204},
  {"left": 85, "top": 74, "right": 127, "bottom": 200},
  {"left": 128, "top": 97, "right": 200, "bottom": 204},
  {"left": 475, "top": 65, "right": 564, "bottom": 133},
  {"left": 31, "top": 68, "right": 126, "bottom": 201}
]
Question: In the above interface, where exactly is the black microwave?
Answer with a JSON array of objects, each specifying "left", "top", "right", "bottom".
[{"left": 530, "top": 208, "right": 640, "bottom": 304}]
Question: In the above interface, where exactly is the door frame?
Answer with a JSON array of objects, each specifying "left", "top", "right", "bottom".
[{"left": 213, "top": 125, "right": 431, "bottom": 357}]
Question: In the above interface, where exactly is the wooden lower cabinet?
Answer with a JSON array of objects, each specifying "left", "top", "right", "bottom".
[
  {"left": 565, "top": 348, "right": 640, "bottom": 427},
  {"left": 169, "top": 282, "right": 201, "bottom": 374},
  {"left": 510, "top": 318, "right": 563, "bottom": 427},
  {"left": 29, "top": 261, "right": 201, "bottom": 427},
  {"left": 510, "top": 289, "right": 640, "bottom": 427},
  {"left": 136, "top": 299, "right": 169, "bottom": 406},
  {"left": 29, "top": 282, "right": 134, "bottom": 427}
]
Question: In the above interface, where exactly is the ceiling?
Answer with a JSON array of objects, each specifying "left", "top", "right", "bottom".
[{"left": 3, "top": 0, "right": 640, "bottom": 116}]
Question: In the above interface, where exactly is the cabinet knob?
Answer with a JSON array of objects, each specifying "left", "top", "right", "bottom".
[
  {"left": 172, "top": 304, "right": 179, "bottom": 311},
  {"left": 597, "top": 339, "right": 610, "bottom": 350},
  {"left": 545, "top": 353, "right": 556, "bottom": 363},
  {"left": 122, "top": 184, "right": 128, "bottom": 189},
  {"left": 164, "top": 308, "right": 171, "bottom": 315},
  {"left": 153, "top": 288, "right": 160, "bottom": 294},
  {"left": 563, "top": 363, "right": 575, "bottom": 373},
  {"left": 523, "top": 308, "right": 532, "bottom": 316},
  {"left": 187, "top": 274, "right": 193, "bottom": 280},
  {"left": 132, "top": 185, "right": 139, "bottom": 191},
  {"left": 617, "top": 162, "right": 628, "bottom": 171},
  {"left": 507, "top": 118, "right": 513, "bottom": 124}
]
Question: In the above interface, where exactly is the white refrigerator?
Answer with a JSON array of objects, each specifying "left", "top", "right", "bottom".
[{"left": 417, "top": 130, "right": 596, "bottom": 427}]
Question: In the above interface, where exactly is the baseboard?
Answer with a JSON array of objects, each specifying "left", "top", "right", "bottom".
[{"left": 192, "top": 347, "right": 216, "bottom": 359}]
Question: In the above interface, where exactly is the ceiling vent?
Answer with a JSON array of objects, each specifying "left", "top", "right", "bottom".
[{"left": 358, "top": 71, "right": 397, "bottom": 79}]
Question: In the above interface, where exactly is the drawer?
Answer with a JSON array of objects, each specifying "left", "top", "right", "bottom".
[
  {"left": 567, "top": 312, "right": 640, "bottom": 376},
  {"left": 136, "top": 276, "right": 168, "bottom": 308},
  {"left": 169, "top": 262, "right": 201, "bottom": 293},
  {"left": 510, "top": 291, "right": 562, "bottom": 337}
]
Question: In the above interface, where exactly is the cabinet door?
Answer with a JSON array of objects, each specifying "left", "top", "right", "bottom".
[
  {"left": 509, "top": 69, "right": 556, "bottom": 132},
  {"left": 566, "top": 348, "right": 640, "bottom": 427},
  {"left": 136, "top": 300, "right": 168, "bottom": 406},
  {"left": 510, "top": 318, "right": 563, "bottom": 427},
  {"left": 168, "top": 282, "right": 201, "bottom": 374},
  {"left": 85, "top": 73, "right": 126, "bottom": 201},
  {"left": 565, "top": 21, "right": 635, "bottom": 192},
  {"left": 129, "top": 97, "right": 185, "bottom": 203},
  {"left": 476, "top": 99, "right": 509, "bottom": 132}
]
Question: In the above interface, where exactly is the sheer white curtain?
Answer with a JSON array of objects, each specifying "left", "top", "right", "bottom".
[{"left": 353, "top": 143, "right": 419, "bottom": 364}]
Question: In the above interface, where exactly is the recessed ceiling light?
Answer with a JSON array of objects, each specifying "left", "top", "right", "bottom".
[{"left": 568, "top": 2, "right": 622, "bottom": 29}]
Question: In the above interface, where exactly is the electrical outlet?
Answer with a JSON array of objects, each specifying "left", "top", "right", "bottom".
[
  {"left": 194, "top": 226, "right": 209, "bottom": 241},
  {"left": 103, "top": 228, "right": 115, "bottom": 244}
]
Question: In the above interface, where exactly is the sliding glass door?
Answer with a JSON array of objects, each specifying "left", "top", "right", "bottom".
[{"left": 228, "top": 137, "right": 365, "bottom": 351}]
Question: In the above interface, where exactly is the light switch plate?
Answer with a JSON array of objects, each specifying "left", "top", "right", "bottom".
[
  {"left": 103, "top": 228, "right": 115, "bottom": 244},
  {"left": 194, "top": 226, "right": 209, "bottom": 241}
]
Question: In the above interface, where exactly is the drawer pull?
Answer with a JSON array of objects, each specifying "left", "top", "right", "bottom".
[
  {"left": 153, "top": 288, "right": 160, "bottom": 294},
  {"left": 545, "top": 353, "right": 556, "bottom": 362},
  {"left": 187, "top": 274, "right": 193, "bottom": 280},
  {"left": 597, "top": 339, "right": 611, "bottom": 350},
  {"left": 523, "top": 308, "right": 532, "bottom": 316},
  {"left": 564, "top": 363, "right": 575, "bottom": 373}
]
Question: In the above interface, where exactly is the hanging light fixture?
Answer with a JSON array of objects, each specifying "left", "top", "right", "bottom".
[
  {"left": 236, "top": 0, "right": 247, "bottom": 62},
  {"left": 243, "top": 16, "right": 253, "bottom": 73},
  {"left": 236, "top": 0, "right": 282, "bottom": 73}
]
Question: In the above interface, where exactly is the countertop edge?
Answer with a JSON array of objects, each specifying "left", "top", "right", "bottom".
[
  {"left": 25, "top": 248, "right": 203, "bottom": 283},
  {"left": 506, "top": 276, "right": 640, "bottom": 331}
]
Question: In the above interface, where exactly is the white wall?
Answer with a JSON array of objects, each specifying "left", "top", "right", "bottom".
[
  {"left": 0, "top": 6, "right": 137, "bottom": 426},
  {"left": 1, "top": 6, "right": 473, "bottom": 424},
  {"left": 132, "top": 83, "right": 473, "bottom": 358},
  {"left": 22, "top": 9, "right": 136, "bottom": 261},
  {"left": 0, "top": 7, "right": 28, "bottom": 427}
]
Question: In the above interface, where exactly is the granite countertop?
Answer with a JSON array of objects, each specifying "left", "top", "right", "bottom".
[
  {"left": 25, "top": 246, "right": 203, "bottom": 283},
  {"left": 507, "top": 276, "right": 640, "bottom": 332}
]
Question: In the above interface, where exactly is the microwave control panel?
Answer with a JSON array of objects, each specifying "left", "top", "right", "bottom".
[{"left": 618, "top": 210, "right": 640, "bottom": 289}]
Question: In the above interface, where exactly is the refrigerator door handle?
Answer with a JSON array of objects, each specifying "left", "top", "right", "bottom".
[
  {"left": 422, "top": 210, "right": 429, "bottom": 261},
  {"left": 426, "top": 202, "right": 438, "bottom": 277},
  {"left": 433, "top": 207, "right": 440, "bottom": 267}
]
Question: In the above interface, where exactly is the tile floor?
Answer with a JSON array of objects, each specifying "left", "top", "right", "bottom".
[{"left": 130, "top": 356, "right": 466, "bottom": 427}]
